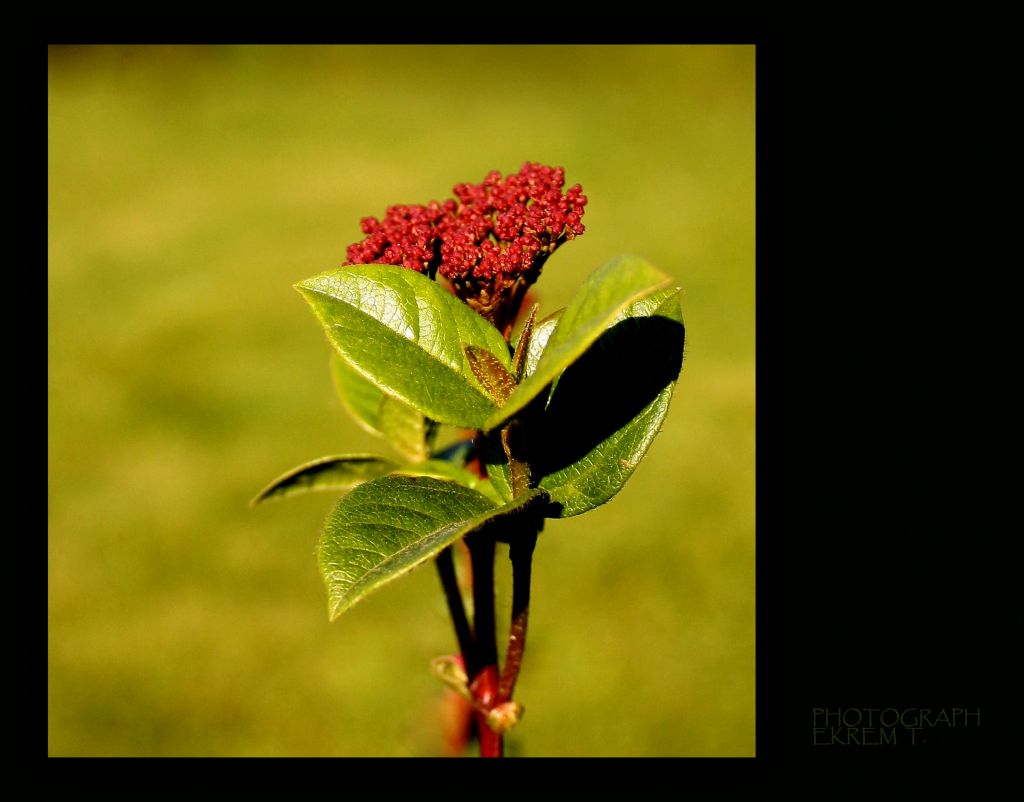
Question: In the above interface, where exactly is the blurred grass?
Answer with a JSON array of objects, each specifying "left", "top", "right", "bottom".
[{"left": 48, "top": 44, "right": 754, "bottom": 756}]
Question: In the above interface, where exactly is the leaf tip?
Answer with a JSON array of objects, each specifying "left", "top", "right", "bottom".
[
  {"left": 327, "top": 598, "right": 347, "bottom": 623},
  {"left": 250, "top": 480, "right": 280, "bottom": 507}
]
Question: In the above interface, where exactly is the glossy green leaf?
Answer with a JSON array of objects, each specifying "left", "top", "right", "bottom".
[
  {"left": 484, "top": 255, "right": 674, "bottom": 431},
  {"left": 482, "top": 316, "right": 557, "bottom": 503},
  {"left": 378, "top": 395, "right": 429, "bottom": 462},
  {"left": 251, "top": 455, "right": 399, "bottom": 505},
  {"left": 298, "top": 264, "right": 512, "bottom": 429},
  {"left": 510, "top": 303, "right": 539, "bottom": 381},
  {"left": 319, "top": 475, "right": 549, "bottom": 620},
  {"left": 484, "top": 288, "right": 685, "bottom": 517},
  {"left": 522, "top": 310, "right": 560, "bottom": 380},
  {"left": 390, "top": 458, "right": 504, "bottom": 504},
  {"left": 483, "top": 431, "right": 515, "bottom": 503},
  {"left": 332, "top": 351, "right": 430, "bottom": 460},
  {"left": 331, "top": 351, "right": 387, "bottom": 437}
]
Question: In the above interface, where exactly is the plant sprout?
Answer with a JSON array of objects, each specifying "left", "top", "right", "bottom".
[{"left": 255, "top": 163, "right": 685, "bottom": 756}]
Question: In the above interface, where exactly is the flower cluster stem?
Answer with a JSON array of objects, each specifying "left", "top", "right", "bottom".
[
  {"left": 466, "top": 533, "right": 503, "bottom": 757},
  {"left": 471, "top": 665, "right": 503, "bottom": 757},
  {"left": 498, "top": 528, "right": 538, "bottom": 704},
  {"left": 435, "top": 547, "right": 474, "bottom": 663},
  {"left": 439, "top": 519, "right": 540, "bottom": 757}
]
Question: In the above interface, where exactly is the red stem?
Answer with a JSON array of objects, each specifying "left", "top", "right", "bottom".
[{"left": 470, "top": 664, "right": 502, "bottom": 757}]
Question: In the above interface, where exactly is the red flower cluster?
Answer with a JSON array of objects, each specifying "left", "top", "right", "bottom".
[
  {"left": 345, "top": 200, "right": 456, "bottom": 273},
  {"left": 439, "top": 164, "right": 586, "bottom": 281},
  {"left": 344, "top": 163, "right": 587, "bottom": 334}
]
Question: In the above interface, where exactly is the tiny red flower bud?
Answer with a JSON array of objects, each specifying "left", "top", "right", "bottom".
[{"left": 342, "top": 163, "right": 586, "bottom": 336}]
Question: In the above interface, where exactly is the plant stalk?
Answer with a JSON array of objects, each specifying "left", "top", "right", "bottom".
[
  {"left": 498, "top": 528, "right": 538, "bottom": 703},
  {"left": 467, "top": 533, "right": 503, "bottom": 757},
  {"left": 435, "top": 546, "right": 474, "bottom": 663},
  {"left": 471, "top": 665, "right": 502, "bottom": 757}
]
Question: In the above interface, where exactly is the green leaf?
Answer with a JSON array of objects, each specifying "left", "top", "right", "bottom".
[
  {"left": 510, "top": 303, "right": 539, "bottom": 381},
  {"left": 332, "top": 351, "right": 430, "bottom": 461},
  {"left": 378, "top": 395, "right": 429, "bottom": 462},
  {"left": 484, "top": 255, "right": 674, "bottom": 431},
  {"left": 484, "top": 288, "right": 685, "bottom": 517},
  {"left": 251, "top": 455, "right": 399, "bottom": 505},
  {"left": 298, "top": 265, "right": 512, "bottom": 429},
  {"left": 319, "top": 475, "right": 549, "bottom": 620},
  {"left": 523, "top": 310, "right": 561, "bottom": 379},
  {"left": 331, "top": 351, "right": 386, "bottom": 437},
  {"left": 482, "top": 315, "right": 556, "bottom": 502},
  {"left": 390, "top": 459, "right": 504, "bottom": 504},
  {"left": 483, "top": 431, "right": 515, "bottom": 503}
]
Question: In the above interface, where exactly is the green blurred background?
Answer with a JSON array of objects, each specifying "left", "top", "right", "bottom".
[{"left": 48, "top": 44, "right": 754, "bottom": 756}]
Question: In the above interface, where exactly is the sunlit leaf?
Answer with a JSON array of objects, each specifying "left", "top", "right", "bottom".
[
  {"left": 298, "top": 264, "right": 511, "bottom": 429},
  {"left": 331, "top": 351, "right": 387, "bottom": 437},
  {"left": 252, "top": 455, "right": 399, "bottom": 505},
  {"left": 319, "top": 475, "right": 549, "bottom": 620},
  {"left": 484, "top": 288, "right": 684, "bottom": 517},
  {"left": 484, "top": 255, "right": 673, "bottom": 431}
]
